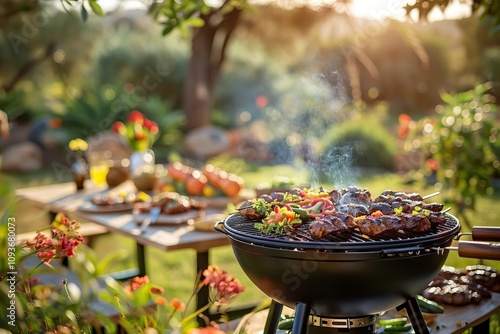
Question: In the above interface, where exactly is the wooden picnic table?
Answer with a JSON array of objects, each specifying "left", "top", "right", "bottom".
[{"left": 14, "top": 180, "right": 240, "bottom": 314}]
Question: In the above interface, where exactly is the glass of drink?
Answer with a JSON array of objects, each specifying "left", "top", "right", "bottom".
[{"left": 87, "top": 151, "right": 111, "bottom": 186}]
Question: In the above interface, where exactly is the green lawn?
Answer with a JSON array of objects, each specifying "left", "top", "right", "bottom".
[{"left": 3, "top": 164, "right": 500, "bottom": 330}]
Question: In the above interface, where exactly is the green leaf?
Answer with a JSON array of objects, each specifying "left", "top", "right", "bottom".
[
  {"left": 81, "top": 3, "right": 88, "bottom": 21},
  {"left": 185, "top": 17, "right": 205, "bottom": 28},
  {"left": 88, "top": 0, "right": 104, "bottom": 16},
  {"left": 95, "top": 249, "right": 128, "bottom": 276},
  {"left": 131, "top": 283, "right": 152, "bottom": 307},
  {"left": 439, "top": 91, "right": 455, "bottom": 105}
]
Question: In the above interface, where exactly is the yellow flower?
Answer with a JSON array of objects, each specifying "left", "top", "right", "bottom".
[{"left": 69, "top": 138, "right": 88, "bottom": 152}]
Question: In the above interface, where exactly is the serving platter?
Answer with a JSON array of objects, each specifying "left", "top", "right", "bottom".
[
  {"left": 78, "top": 201, "right": 135, "bottom": 213},
  {"left": 133, "top": 208, "right": 205, "bottom": 226}
]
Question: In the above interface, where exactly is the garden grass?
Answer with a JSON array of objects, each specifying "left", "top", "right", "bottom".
[{"left": 3, "top": 165, "right": 499, "bottom": 326}]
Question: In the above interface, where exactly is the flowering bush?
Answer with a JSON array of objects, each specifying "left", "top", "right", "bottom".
[
  {"left": 1, "top": 213, "right": 245, "bottom": 334},
  {"left": 100, "top": 265, "right": 245, "bottom": 333},
  {"left": 0, "top": 213, "right": 88, "bottom": 332},
  {"left": 112, "top": 110, "right": 159, "bottom": 152},
  {"left": 401, "top": 82, "right": 498, "bottom": 226}
]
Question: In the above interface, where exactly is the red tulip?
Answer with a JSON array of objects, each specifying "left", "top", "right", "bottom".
[{"left": 128, "top": 110, "right": 144, "bottom": 124}]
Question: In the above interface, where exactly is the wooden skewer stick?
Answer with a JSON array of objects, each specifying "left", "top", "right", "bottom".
[
  {"left": 422, "top": 191, "right": 440, "bottom": 200},
  {"left": 441, "top": 207, "right": 452, "bottom": 213}
]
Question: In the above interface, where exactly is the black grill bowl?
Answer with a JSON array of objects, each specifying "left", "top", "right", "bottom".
[{"left": 216, "top": 213, "right": 460, "bottom": 317}]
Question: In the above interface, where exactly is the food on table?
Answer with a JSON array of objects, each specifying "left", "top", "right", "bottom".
[
  {"left": 135, "top": 191, "right": 207, "bottom": 215},
  {"left": 159, "top": 162, "right": 244, "bottom": 197},
  {"left": 415, "top": 295, "right": 444, "bottom": 314},
  {"left": 238, "top": 186, "right": 450, "bottom": 238},
  {"left": 106, "top": 165, "right": 129, "bottom": 187},
  {"left": 91, "top": 191, "right": 150, "bottom": 206},
  {"left": 421, "top": 265, "right": 500, "bottom": 306}
]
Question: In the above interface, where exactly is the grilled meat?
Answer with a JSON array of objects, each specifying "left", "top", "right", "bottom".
[
  {"left": 334, "top": 211, "right": 357, "bottom": 229},
  {"left": 369, "top": 202, "right": 394, "bottom": 215},
  {"left": 428, "top": 213, "right": 447, "bottom": 225},
  {"left": 423, "top": 265, "right": 498, "bottom": 307},
  {"left": 357, "top": 214, "right": 432, "bottom": 237},
  {"left": 330, "top": 186, "right": 371, "bottom": 206},
  {"left": 380, "top": 190, "right": 423, "bottom": 201},
  {"left": 401, "top": 213, "right": 431, "bottom": 233},
  {"left": 433, "top": 266, "right": 492, "bottom": 298},
  {"left": 422, "top": 284, "right": 474, "bottom": 306},
  {"left": 336, "top": 204, "right": 369, "bottom": 217},
  {"left": 357, "top": 215, "right": 404, "bottom": 237},
  {"left": 239, "top": 199, "right": 267, "bottom": 220},
  {"left": 466, "top": 265, "right": 500, "bottom": 293},
  {"left": 309, "top": 215, "right": 353, "bottom": 239},
  {"left": 163, "top": 196, "right": 191, "bottom": 214},
  {"left": 309, "top": 220, "right": 333, "bottom": 239},
  {"left": 391, "top": 200, "right": 444, "bottom": 213}
]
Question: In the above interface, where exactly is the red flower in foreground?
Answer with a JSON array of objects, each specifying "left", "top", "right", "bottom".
[
  {"left": 202, "top": 265, "right": 244, "bottom": 307},
  {"left": 25, "top": 214, "right": 84, "bottom": 263},
  {"left": 125, "top": 275, "right": 150, "bottom": 292},
  {"left": 128, "top": 110, "right": 144, "bottom": 124}
]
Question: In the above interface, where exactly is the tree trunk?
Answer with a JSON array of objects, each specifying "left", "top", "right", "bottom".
[{"left": 182, "top": 7, "right": 241, "bottom": 131}]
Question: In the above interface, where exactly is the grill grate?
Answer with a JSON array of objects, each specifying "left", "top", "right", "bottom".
[{"left": 222, "top": 213, "right": 461, "bottom": 251}]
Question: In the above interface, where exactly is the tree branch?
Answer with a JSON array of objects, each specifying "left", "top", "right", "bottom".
[{"left": 3, "top": 40, "right": 57, "bottom": 93}]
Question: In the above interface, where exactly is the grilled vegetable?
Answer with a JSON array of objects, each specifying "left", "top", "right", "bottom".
[
  {"left": 278, "top": 315, "right": 294, "bottom": 331},
  {"left": 416, "top": 294, "right": 444, "bottom": 314},
  {"left": 378, "top": 318, "right": 408, "bottom": 327},
  {"left": 383, "top": 324, "right": 412, "bottom": 332},
  {"left": 254, "top": 205, "right": 302, "bottom": 234}
]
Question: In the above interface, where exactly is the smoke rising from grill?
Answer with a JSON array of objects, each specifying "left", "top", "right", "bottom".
[{"left": 263, "top": 69, "right": 357, "bottom": 186}]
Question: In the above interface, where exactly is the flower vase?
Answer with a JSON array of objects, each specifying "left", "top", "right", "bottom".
[
  {"left": 72, "top": 159, "right": 88, "bottom": 190},
  {"left": 130, "top": 149, "right": 157, "bottom": 191}
]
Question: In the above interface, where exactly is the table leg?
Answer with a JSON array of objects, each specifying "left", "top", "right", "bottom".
[
  {"left": 196, "top": 251, "right": 209, "bottom": 312},
  {"left": 472, "top": 319, "right": 489, "bottom": 334},
  {"left": 137, "top": 242, "right": 147, "bottom": 276},
  {"left": 196, "top": 251, "right": 210, "bottom": 326}
]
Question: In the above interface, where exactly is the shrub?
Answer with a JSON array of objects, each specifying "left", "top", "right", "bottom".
[{"left": 319, "top": 115, "right": 398, "bottom": 171}]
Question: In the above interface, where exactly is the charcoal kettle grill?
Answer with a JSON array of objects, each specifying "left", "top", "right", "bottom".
[{"left": 215, "top": 213, "right": 500, "bottom": 334}]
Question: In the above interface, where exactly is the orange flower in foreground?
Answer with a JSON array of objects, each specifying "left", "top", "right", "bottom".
[
  {"left": 149, "top": 286, "right": 164, "bottom": 295},
  {"left": 154, "top": 296, "right": 168, "bottom": 305},
  {"left": 170, "top": 298, "right": 185, "bottom": 311}
]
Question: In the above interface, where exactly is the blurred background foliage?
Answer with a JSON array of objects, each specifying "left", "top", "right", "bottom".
[{"left": 0, "top": 1, "right": 498, "bottom": 173}]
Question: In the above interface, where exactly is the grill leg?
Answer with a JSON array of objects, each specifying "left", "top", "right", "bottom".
[
  {"left": 396, "top": 297, "right": 429, "bottom": 334},
  {"left": 263, "top": 300, "right": 283, "bottom": 334},
  {"left": 293, "top": 302, "right": 311, "bottom": 334}
]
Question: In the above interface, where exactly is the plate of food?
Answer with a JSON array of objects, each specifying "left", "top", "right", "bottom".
[
  {"left": 78, "top": 192, "right": 150, "bottom": 213},
  {"left": 133, "top": 192, "right": 207, "bottom": 226}
]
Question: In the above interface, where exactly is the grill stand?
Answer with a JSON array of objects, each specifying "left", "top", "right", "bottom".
[
  {"left": 396, "top": 298, "right": 429, "bottom": 334},
  {"left": 263, "top": 298, "right": 429, "bottom": 334}
]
